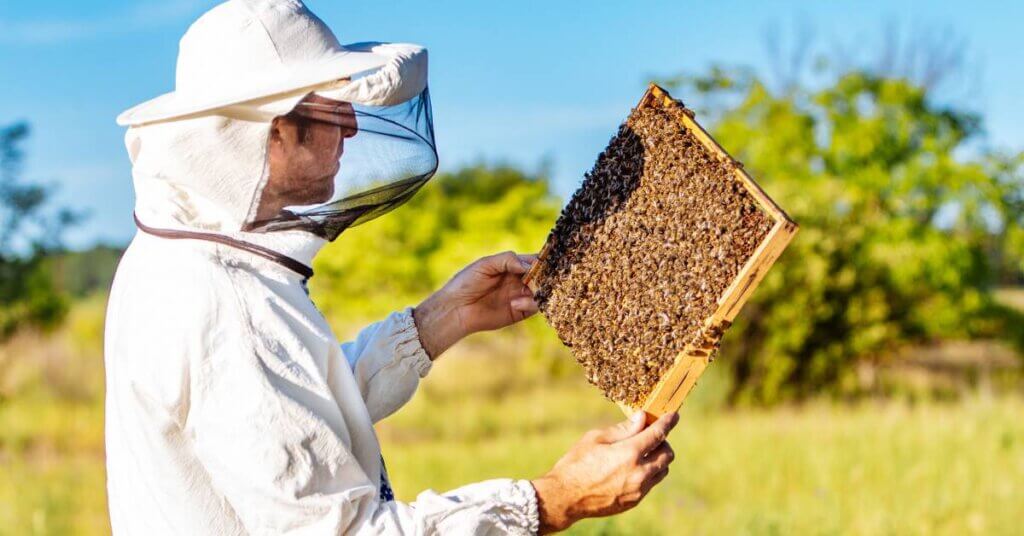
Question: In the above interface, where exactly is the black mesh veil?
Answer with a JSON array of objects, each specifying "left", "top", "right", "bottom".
[{"left": 248, "top": 87, "right": 437, "bottom": 241}]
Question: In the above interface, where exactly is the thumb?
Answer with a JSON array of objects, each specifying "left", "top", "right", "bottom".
[{"left": 595, "top": 411, "right": 647, "bottom": 443}]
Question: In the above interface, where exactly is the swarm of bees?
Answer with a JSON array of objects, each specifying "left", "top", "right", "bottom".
[{"left": 533, "top": 104, "right": 773, "bottom": 407}]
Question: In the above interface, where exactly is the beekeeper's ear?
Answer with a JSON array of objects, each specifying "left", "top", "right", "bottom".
[
  {"left": 269, "top": 116, "right": 285, "bottom": 144},
  {"left": 266, "top": 117, "right": 291, "bottom": 168},
  {"left": 271, "top": 115, "right": 309, "bottom": 146},
  {"left": 269, "top": 116, "right": 295, "bottom": 150}
]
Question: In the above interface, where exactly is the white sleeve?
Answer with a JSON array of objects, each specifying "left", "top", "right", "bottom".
[
  {"left": 190, "top": 338, "right": 539, "bottom": 535},
  {"left": 341, "top": 307, "right": 433, "bottom": 423},
  {"left": 362, "top": 480, "right": 540, "bottom": 535}
]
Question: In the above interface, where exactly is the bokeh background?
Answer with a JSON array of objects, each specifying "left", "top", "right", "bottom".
[{"left": 2, "top": 1, "right": 1023, "bottom": 534}]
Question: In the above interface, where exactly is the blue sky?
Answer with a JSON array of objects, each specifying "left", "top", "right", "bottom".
[{"left": 1, "top": 0, "right": 1021, "bottom": 248}]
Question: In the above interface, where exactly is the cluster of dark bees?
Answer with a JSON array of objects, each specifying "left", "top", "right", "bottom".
[{"left": 533, "top": 103, "right": 773, "bottom": 407}]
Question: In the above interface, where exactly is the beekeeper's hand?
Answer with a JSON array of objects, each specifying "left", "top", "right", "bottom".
[
  {"left": 414, "top": 251, "right": 538, "bottom": 359},
  {"left": 530, "top": 412, "right": 679, "bottom": 534}
]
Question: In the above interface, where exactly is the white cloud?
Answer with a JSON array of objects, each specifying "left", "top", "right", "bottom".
[{"left": 0, "top": 0, "right": 212, "bottom": 45}]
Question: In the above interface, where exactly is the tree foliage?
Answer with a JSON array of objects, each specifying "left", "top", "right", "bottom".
[
  {"left": 0, "top": 122, "right": 75, "bottom": 339},
  {"left": 660, "top": 67, "right": 1024, "bottom": 403},
  {"left": 311, "top": 67, "right": 1023, "bottom": 404}
]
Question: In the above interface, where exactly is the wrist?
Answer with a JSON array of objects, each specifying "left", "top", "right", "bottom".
[
  {"left": 530, "top": 475, "right": 577, "bottom": 534},
  {"left": 413, "top": 292, "right": 464, "bottom": 360}
]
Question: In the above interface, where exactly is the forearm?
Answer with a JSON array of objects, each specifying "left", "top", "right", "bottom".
[{"left": 412, "top": 291, "right": 466, "bottom": 360}]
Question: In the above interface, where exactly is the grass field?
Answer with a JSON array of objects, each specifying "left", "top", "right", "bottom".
[
  {"left": 382, "top": 350, "right": 1024, "bottom": 536},
  {"left": 1, "top": 304, "right": 1023, "bottom": 535}
]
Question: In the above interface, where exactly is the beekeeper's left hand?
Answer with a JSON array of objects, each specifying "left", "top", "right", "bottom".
[{"left": 413, "top": 251, "right": 538, "bottom": 359}]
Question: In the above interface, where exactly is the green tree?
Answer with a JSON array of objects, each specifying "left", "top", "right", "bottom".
[
  {"left": 659, "top": 66, "right": 1024, "bottom": 404},
  {"left": 0, "top": 122, "right": 76, "bottom": 339}
]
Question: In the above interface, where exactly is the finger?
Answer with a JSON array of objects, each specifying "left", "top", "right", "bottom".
[
  {"left": 640, "top": 442, "right": 674, "bottom": 473},
  {"left": 593, "top": 411, "right": 647, "bottom": 443},
  {"left": 482, "top": 251, "right": 529, "bottom": 276},
  {"left": 515, "top": 284, "right": 535, "bottom": 298},
  {"left": 640, "top": 467, "right": 670, "bottom": 495},
  {"left": 623, "top": 412, "right": 679, "bottom": 455},
  {"left": 510, "top": 296, "right": 539, "bottom": 317},
  {"left": 517, "top": 254, "right": 539, "bottom": 271}
]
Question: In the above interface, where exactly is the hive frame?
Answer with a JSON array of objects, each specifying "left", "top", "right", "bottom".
[{"left": 524, "top": 83, "right": 798, "bottom": 424}]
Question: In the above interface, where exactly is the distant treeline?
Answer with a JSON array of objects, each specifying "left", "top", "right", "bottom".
[{"left": 45, "top": 245, "right": 124, "bottom": 298}]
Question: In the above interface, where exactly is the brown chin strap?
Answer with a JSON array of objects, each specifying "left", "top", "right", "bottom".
[{"left": 134, "top": 213, "right": 314, "bottom": 280}]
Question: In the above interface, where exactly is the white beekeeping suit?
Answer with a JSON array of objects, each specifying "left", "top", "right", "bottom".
[{"left": 105, "top": 1, "right": 539, "bottom": 534}]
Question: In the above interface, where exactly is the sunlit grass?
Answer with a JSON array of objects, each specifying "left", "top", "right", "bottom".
[
  {"left": 383, "top": 352, "right": 1024, "bottom": 536},
  {"left": 1, "top": 302, "right": 1023, "bottom": 535}
]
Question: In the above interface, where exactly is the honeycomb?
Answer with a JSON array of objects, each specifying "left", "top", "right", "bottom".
[{"left": 533, "top": 103, "right": 773, "bottom": 407}]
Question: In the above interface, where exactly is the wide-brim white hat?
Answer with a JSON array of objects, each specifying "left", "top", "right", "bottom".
[{"left": 117, "top": 0, "right": 425, "bottom": 127}]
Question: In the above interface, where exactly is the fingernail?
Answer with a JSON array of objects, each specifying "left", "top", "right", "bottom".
[{"left": 631, "top": 412, "right": 645, "bottom": 424}]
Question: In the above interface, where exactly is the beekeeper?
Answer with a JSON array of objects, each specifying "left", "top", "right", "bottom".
[{"left": 105, "top": 1, "right": 677, "bottom": 534}]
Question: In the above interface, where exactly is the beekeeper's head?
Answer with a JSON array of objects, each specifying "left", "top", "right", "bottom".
[
  {"left": 254, "top": 95, "right": 357, "bottom": 226},
  {"left": 119, "top": 0, "right": 436, "bottom": 241}
]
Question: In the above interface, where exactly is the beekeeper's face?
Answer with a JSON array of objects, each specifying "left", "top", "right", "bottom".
[{"left": 264, "top": 94, "right": 358, "bottom": 210}]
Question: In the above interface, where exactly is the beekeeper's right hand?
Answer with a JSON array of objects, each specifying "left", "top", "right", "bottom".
[{"left": 530, "top": 411, "right": 679, "bottom": 534}]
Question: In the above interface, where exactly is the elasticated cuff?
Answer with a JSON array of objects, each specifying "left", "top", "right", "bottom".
[
  {"left": 394, "top": 307, "right": 433, "bottom": 378},
  {"left": 499, "top": 479, "right": 541, "bottom": 535}
]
